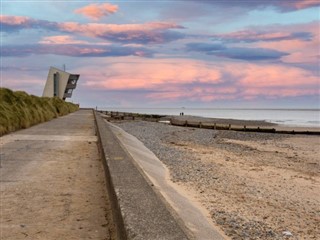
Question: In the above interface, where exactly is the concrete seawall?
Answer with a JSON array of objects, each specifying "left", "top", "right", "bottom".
[{"left": 94, "top": 111, "right": 190, "bottom": 239}]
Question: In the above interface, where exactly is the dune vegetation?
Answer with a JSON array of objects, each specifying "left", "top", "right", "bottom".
[{"left": 0, "top": 87, "right": 79, "bottom": 136}]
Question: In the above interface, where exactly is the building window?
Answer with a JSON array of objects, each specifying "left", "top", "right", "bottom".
[{"left": 53, "top": 73, "right": 59, "bottom": 97}]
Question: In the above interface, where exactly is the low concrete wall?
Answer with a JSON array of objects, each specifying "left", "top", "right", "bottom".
[
  {"left": 94, "top": 111, "right": 127, "bottom": 240},
  {"left": 94, "top": 111, "right": 189, "bottom": 240}
]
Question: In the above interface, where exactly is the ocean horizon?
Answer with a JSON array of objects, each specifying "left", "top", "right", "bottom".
[{"left": 99, "top": 107, "right": 320, "bottom": 127}]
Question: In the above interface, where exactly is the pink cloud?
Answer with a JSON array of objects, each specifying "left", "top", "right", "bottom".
[
  {"left": 82, "top": 58, "right": 221, "bottom": 90},
  {"left": 3, "top": 42, "right": 152, "bottom": 58},
  {"left": 255, "top": 22, "right": 319, "bottom": 64},
  {"left": 200, "top": 0, "right": 320, "bottom": 12},
  {"left": 213, "top": 25, "right": 312, "bottom": 43},
  {"left": 215, "top": 30, "right": 299, "bottom": 42},
  {"left": 198, "top": 0, "right": 319, "bottom": 12},
  {"left": 56, "top": 21, "right": 185, "bottom": 44},
  {"left": 213, "top": 21, "right": 319, "bottom": 65},
  {"left": 74, "top": 3, "right": 118, "bottom": 20},
  {"left": 223, "top": 62, "right": 318, "bottom": 86},
  {"left": 0, "top": 15, "right": 30, "bottom": 25},
  {"left": 4, "top": 55, "right": 318, "bottom": 103},
  {"left": 282, "top": 0, "right": 320, "bottom": 10},
  {"left": 0, "top": 15, "right": 185, "bottom": 44},
  {"left": 78, "top": 57, "right": 319, "bottom": 102},
  {"left": 39, "top": 35, "right": 88, "bottom": 44},
  {"left": 224, "top": 62, "right": 319, "bottom": 99},
  {"left": 0, "top": 15, "right": 183, "bottom": 34},
  {"left": 0, "top": 15, "right": 56, "bottom": 32},
  {"left": 258, "top": 39, "right": 306, "bottom": 52},
  {"left": 58, "top": 21, "right": 183, "bottom": 34}
]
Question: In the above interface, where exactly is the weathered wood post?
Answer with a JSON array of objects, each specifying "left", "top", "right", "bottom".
[
  {"left": 199, "top": 122, "right": 202, "bottom": 128},
  {"left": 214, "top": 123, "right": 216, "bottom": 130}
]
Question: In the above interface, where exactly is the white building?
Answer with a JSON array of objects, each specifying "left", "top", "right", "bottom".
[{"left": 42, "top": 67, "right": 80, "bottom": 100}]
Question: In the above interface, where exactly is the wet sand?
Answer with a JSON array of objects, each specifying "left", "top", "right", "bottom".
[{"left": 114, "top": 118, "right": 320, "bottom": 240}]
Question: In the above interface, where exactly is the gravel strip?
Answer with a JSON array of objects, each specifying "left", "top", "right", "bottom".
[{"left": 113, "top": 120, "right": 317, "bottom": 240}]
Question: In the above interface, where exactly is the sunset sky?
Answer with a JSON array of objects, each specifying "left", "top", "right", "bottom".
[{"left": 1, "top": 0, "right": 319, "bottom": 108}]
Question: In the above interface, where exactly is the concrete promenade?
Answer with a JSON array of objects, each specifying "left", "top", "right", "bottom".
[{"left": 0, "top": 110, "right": 115, "bottom": 239}]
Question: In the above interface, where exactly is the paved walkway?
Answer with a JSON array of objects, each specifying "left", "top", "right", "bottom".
[{"left": 0, "top": 110, "right": 115, "bottom": 240}]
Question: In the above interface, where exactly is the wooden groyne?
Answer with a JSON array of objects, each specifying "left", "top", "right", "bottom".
[
  {"left": 98, "top": 111, "right": 320, "bottom": 135},
  {"left": 98, "top": 110, "right": 166, "bottom": 122},
  {"left": 170, "top": 118, "right": 320, "bottom": 135}
]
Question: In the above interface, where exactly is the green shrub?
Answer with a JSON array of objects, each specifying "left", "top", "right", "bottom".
[{"left": 0, "top": 87, "right": 79, "bottom": 136}]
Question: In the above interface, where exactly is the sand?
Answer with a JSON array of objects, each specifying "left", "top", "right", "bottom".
[{"left": 114, "top": 118, "right": 320, "bottom": 240}]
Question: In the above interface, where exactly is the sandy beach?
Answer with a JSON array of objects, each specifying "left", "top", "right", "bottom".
[{"left": 113, "top": 118, "right": 320, "bottom": 240}]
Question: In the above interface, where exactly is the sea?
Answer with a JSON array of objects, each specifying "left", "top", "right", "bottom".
[{"left": 101, "top": 108, "right": 320, "bottom": 127}]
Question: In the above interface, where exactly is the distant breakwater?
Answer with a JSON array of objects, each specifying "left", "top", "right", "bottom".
[
  {"left": 98, "top": 107, "right": 320, "bottom": 127},
  {"left": 98, "top": 110, "right": 320, "bottom": 136}
]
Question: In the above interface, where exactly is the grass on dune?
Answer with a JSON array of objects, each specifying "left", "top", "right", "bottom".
[{"left": 0, "top": 87, "right": 79, "bottom": 136}]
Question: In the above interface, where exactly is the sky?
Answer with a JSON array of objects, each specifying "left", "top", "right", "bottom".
[{"left": 1, "top": 0, "right": 319, "bottom": 108}]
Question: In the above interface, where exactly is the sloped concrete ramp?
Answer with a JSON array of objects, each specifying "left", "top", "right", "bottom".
[{"left": 106, "top": 121, "right": 226, "bottom": 240}]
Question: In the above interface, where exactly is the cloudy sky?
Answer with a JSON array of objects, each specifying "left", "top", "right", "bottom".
[{"left": 1, "top": 0, "right": 319, "bottom": 108}]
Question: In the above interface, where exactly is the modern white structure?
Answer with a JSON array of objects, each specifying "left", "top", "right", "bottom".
[{"left": 42, "top": 67, "right": 80, "bottom": 100}]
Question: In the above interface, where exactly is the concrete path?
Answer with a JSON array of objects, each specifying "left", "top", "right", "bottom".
[
  {"left": 0, "top": 110, "right": 115, "bottom": 240},
  {"left": 107, "top": 122, "right": 227, "bottom": 240}
]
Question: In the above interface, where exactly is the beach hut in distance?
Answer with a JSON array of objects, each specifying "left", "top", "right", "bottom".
[{"left": 42, "top": 67, "right": 80, "bottom": 100}]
